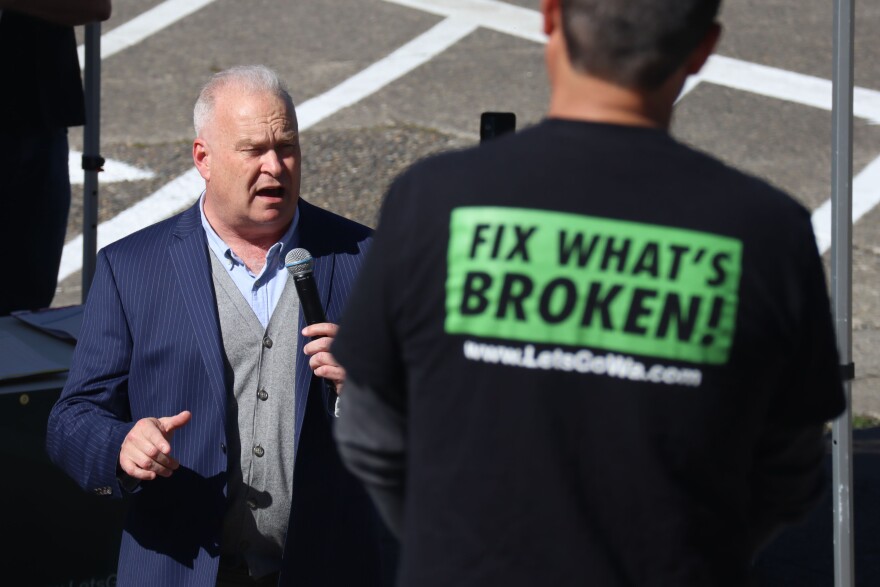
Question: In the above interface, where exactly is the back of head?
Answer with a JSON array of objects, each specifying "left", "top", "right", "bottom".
[
  {"left": 193, "top": 64, "right": 295, "bottom": 137},
  {"left": 560, "top": 0, "right": 722, "bottom": 89}
]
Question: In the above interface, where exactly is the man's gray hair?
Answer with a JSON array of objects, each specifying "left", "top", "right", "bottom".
[
  {"left": 560, "top": 0, "right": 722, "bottom": 89},
  {"left": 193, "top": 65, "right": 295, "bottom": 136}
]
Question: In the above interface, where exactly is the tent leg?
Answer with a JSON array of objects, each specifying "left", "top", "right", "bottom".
[
  {"left": 81, "top": 22, "right": 102, "bottom": 300},
  {"left": 831, "top": 1, "right": 855, "bottom": 585}
]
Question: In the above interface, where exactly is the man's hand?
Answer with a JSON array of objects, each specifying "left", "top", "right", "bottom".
[
  {"left": 302, "top": 322, "right": 346, "bottom": 395},
  {"left": 119, "top": 410, "right": 192, "bottom": 481}
]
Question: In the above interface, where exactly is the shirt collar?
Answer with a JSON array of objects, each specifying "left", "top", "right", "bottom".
[{"left": 199, "top": 191, "right": 300, "bottom": 275}]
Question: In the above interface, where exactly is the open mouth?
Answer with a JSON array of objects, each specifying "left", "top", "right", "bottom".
[{"left": 256, "top": 187, "right": 284, "bottom": 198}]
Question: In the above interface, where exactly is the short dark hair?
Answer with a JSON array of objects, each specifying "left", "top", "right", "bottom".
[{"left": 560, "top": 0, "right": 722, "bottom": 89}]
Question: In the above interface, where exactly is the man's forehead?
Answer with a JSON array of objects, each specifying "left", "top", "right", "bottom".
[
  {"left": 214, "top": 90, "right": 297, "bottom": 133},
  {"left": 233, "top": 126, "right": 299, "bottom": 147}
]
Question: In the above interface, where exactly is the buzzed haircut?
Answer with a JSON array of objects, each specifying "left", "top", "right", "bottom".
[
  {"left": 193, "top": 64, "right": 296, "bottom": 136},
  {"left": 560, "top": 0, "right": 722, "bottom": 89}
]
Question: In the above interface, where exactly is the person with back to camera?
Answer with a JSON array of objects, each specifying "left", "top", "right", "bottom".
[
  {"left": 47, "top": 65, "right": 396, "bottom": 587},
  {"left": 331, "top": 1, "right": 846, "bottom": 585},
  {"left": 0, "top": 0, "right": 112, "bottom": 315}
]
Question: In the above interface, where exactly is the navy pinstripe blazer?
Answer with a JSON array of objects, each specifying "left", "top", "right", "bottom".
[{"left": 47, "top": 199, "right": 397, "bottom": 586}]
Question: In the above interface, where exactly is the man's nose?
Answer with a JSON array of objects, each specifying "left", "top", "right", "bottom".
[{"left": 261, "top": 149, "right": 284, "bottom": 176}]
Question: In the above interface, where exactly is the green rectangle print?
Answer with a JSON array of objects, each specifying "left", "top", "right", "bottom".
[{"left": 445, "top": 207, "right": 743, "bottom": 365}]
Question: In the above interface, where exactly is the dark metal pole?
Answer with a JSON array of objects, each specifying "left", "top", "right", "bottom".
[
  {"left": 831, "top": 0, "right": 855, "bottom": 586},
  {"left": 81, "top": 21, "right": 103, "bottom": 300}
]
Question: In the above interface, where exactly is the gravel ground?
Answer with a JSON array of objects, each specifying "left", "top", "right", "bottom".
[{"left": 298, "top": 124, "right": 473, "bottom": 227}]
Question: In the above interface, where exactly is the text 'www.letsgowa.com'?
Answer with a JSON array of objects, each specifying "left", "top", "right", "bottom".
[{"left": 462, "top": 340, "right": 703, "bottom": 387}]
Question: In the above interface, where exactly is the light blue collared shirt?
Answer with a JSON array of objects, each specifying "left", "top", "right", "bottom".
[{"left": 199, "top": 193, "right": 299, "bottom": 328}]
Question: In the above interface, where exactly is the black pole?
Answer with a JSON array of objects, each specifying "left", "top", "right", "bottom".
[
  {"left": 81, "top": 21, "right": 104, "bottom": 300},
  {"left": 831, "top": 0, "right": 856, "bottom": 585}
]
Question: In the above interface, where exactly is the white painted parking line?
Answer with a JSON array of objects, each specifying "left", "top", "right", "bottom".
[
  {"left": 76, "top": 0, "right": 219, "bottom": 64},
  {"left": 60, "top": 168, "right": 205, "bottom": 284},
  {"left": 700, "top": 55, "right": 880, "bottom": 124},
  {"left": 69, "top": 151, "right": 154, "bottom": 184},
  {"left": 812, "top": 156, "right": 880, "bottom": 253},
  {"left": 385, "top": 0, "right": 545, "bottom": 43},
  {"left": 59, "top": 17, "right": 478, "bottom": 281},
  {"left": 297, "top": 17, "right": 478, "bottom": 128}
]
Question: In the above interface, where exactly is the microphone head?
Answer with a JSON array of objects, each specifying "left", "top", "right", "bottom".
[{"left": 285, "top": 248, "right": 314, "bottom": 275}]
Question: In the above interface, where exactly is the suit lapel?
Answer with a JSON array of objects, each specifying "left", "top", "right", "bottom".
[{"left": 168, "top": 203, "right": 227, "bottom": 428}]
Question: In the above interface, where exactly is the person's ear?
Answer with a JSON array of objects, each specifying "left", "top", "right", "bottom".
[
  {"left": 541, "top": 0, "right": 561, "bottom": 37},
  {"left": 686, "top": 22, "right": 721, "bottom": 76},
  {"left": 193, "top": 138, "right": 210, "bottom": 181}
]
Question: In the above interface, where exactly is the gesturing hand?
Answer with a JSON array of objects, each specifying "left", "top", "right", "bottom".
[{"left": 119, "top": 410, "right": 192, "bottom": 481}]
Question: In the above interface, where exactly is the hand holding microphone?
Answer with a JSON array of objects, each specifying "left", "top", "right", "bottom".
[
  {"left": 285, "top": 249, "right": 346, "bottom": 397},
  {"left": 301, "top": 322, "right": 346, "bottom": 391}
]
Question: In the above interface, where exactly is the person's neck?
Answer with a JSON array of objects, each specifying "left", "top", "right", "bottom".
[
  {"left": 206, "top": 214, "right": 288, "bottom": 274},
  {"left": 222, "top": 231, "right": 283, "bottom": 274},
  {"left": 547, "top": 70, "right": 680, "bottom": 130}
]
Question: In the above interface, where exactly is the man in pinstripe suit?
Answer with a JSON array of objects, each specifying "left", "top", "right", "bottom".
[{"left": 47, "top": 66, "right": 396, "bottom": 586}]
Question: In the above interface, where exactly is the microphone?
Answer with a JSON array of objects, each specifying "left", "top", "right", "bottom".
[
  {"left": 284, "top": 248, "right": 326, "bottom": 330},
  {"left": 285, "top": 248, "right": 339, "bottom": 413}
]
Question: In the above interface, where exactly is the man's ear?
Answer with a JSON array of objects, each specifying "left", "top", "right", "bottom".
[
  {"left": 193, "top": 138, "right": 210, "bottom": 181},
  {"left": 686, "top": 22, "right": 721, "bottom": 76},
  {"left": 541, "top": 0, "right": 561, "bottom": 37}
]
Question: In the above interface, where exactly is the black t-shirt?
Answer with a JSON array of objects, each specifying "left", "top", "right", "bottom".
[
  {"left": 0, "top": 11, "right": 86, "bottom": 131},
  {"left": 334, "top": 119, "right": 844, "bottom": 587}
]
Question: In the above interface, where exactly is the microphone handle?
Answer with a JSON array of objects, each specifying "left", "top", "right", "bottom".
[
  {"left": 293, "top": 272, "right": 327, "bottom": 326},
  {"left": 292, "top": 271, "right": 337, "bottom": 404}
]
